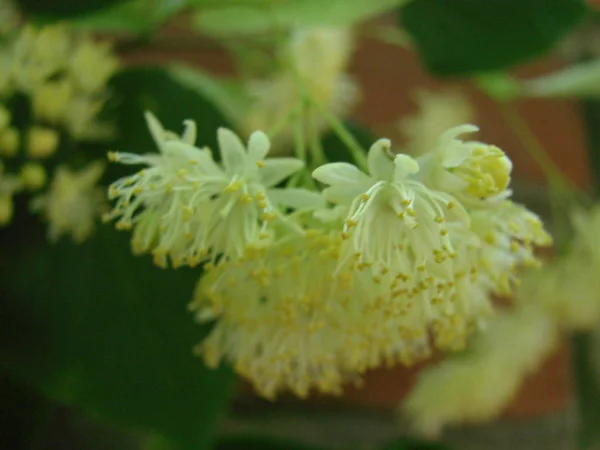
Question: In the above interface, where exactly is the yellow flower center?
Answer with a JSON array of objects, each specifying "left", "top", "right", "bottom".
[{"left": 452, "top": 145, "right": 511, "bottom": 199}]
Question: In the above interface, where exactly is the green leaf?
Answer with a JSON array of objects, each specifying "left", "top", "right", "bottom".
[
  {"left": 65, "top": 0, "right": 188, "bottom": 33},
  {"left": 216, "top": 435, "right": 329, "bottom": 450},
  {"left": 379, "top": 437, "right": 452, "bottom": 450},
  {"left": 400, "top": 0, "right": 591, "bottom": 76},
  {"left": 0, "top": 223, "right": 236, "bottom": 448},
  {"left": 109, "top": 66, "right": 229, "bottom": 155},
  {"left": 193, "top": 0, "right": 410, "bottom": 36},
  {"left": 16, "top": 0, "right": 125, "bottom": 18},
  {"left": 0, "top": 67, "right": 237, "bottom": 449},
  {"left": 167, "top": 64, "right": 251, "bottom": 129}
]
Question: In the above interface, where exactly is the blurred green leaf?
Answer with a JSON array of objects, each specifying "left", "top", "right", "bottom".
[
  {"left": 16, "top": 0, "right": 125, "bottom": 18},
  {"left": 0, "top": 67, "right": 237, "bottom": 449},
  {"left": 215, "top": 435, "right": 452, "bottom": 450},
  {"left": 379, "top": 437, "right": 452, "bottom": 450},
  {"left": 109, "top": 66, "right": 229, "bottom": 155},
  {"left": 400, "top": 0, "right": 590, "bottom": 76},
  {"left": 168, "top": 64, "right": 251, "bottom": 129},
  {"left": 193, "top": 0, "right": 410, "bottom": 36},
  {"left": 66, "top": 0, "right": 188, "bottom": 33},
  {"left": 0, "top": 373, "right": 53, "bottom": 450},
  {"left": 216, "top": 435, "right": 329, "bottom": 450}
]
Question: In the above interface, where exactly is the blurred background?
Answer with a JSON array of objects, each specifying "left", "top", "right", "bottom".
[{"left": 1, "top": 1, "right": 600, "bottom": 449}]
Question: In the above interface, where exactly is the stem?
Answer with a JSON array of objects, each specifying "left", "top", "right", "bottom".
[
  {"left": 266, "top": 106, "right": 295, "bottom": 141},
  {"left": 313, "top": 99, "right": 369, "bottom": 172},
  {"left": 498, "top": 102, "right": 569, "bottom": 191},
  {"left": 287, "top": 101, "right": 313, "bottom": 188},
  {"left": 498, "top": 102, "right": 580, "bottom": 245}
]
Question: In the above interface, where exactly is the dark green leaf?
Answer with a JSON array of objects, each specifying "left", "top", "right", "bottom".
[
  {"left": 193, "top": 0, "right": 407, "bottom": 36},
  {"left": 379, "top": 437, "right": 452, "bottom": 450},
  {"left": 0, "top": 66, "right": 237, "bottom": 449},
  {"left": 0, "top": 373, "right": 53, "bottom": 450},
  {"left": 16, "top": 0, "right": 126, "bottom": 19},
  {"left": 400, "top": 0, "right": 590, "bottom": 76},
  {"left": 216, "top": 435, "right": 329, "bottom": 450},
  {"left": 66, "top": 0, "right": 188, "bottom": 34}
]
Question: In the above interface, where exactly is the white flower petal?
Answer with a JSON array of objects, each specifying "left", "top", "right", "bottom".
[
  {"left": 260, "top": 158, "right": 304, "bottom": 187},
  {"left": 217, "top": 127, "right": 247, "bottom": 174},
  {"left": 144, "top": 111, "right": 166, "bottom": 151},
  {"left": 181, "top": 119, "right": 197, "bottom": 145},
  {"left": 313, "top": 205, "right": 348, "bottom": 223},
  {"left": 394, "top": 154, "right": 420, "bottom": 180},
  {"left": 321, "top": 185, "right": 364, "bottom": 205},
  {"left": 438, "top": 124, "right": 479, "bottom": 147},
  {"left": 441, "top": 142, "right": 472, "bottom": 167},
  {"left": 367, "top": 138, "right": 394, "bottom": 181},
  {"left": 437, "top": 170, "right": 469, "bottom": 192},
  {"left": 247, "top": 131, "right": 270, "bottom": 162},
  {"left": 312, "top": 162, "right": 373, "bottom": 188},
  {"left": 267, "top": 188, "right": 325, "bottom": 210}
]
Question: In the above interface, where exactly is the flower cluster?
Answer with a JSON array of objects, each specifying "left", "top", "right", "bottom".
[
  {"left": 106, "top": 111, "right": 551, "bottom": 399},
  {"left": 0, "top": 23, "right": 116, "bottom": 240},
  {"left": 403, "top": 204, "right": 600, "bottom": 435},
  {"left": 2, "top": 23, "right": 119, "bottom": 140}
]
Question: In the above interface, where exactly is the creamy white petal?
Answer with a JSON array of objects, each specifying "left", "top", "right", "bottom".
[
  {"left": 438, "top": 124, "right": 479, "bottom": 147},
  {"left": 441, "top": 142, "right": 472, "bottom": 167},
  {"left": 367, "top": 138, "right": 394, "bottom": 181},
  {"left": 144, "top": 111, "right": 166, "bottom": 151},
  {"left": 260, "top": 158, "right": 304, "bottom": 187},
  {"left": 218, "top": 127, "right": 247, "bottom": 175},
  {"left": 247, "top": 131, "right": 270, "bottom": 163},
  {"left": 267, "top": 187, "right": 325, "bottom": 210},
  {"left": 312, "top": 162, "right": 373, "bottom": 187},
  {"left": 181, "top": 119, "right": 197, "bottom": 145},
  {"left": 437, "top": 169, "right": 469, "bottom": 192},
  {"left": 322, "top": 184, "right": 365, "bottom": 205},
  {"left": 393, "top": 154, "right": 420, "bottom": 180}
]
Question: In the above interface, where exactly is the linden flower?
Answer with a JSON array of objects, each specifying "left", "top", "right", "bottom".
[
  {"left": 26, "top": 126, "right": 59, "bottom": 159},
  {"left": 191, "top": 227, "right": 348, "bottom": 399},
  {"left": 403, "top": 306, "right": 557, "bottom": 437},
  {"left": 63, "top": 95, "right": 114, "bottom": 140},
  {"left": 470, "top": 201, "right": 552, "bottom": 294},
  {"left": 31, "top": 161, "right": 106, "bottom": 243},
  {"left": 400, "top": 89, "right": 475, "bottom": 157},
  {"left": 32, "top": 78, "right": 73, "bottom": 124},
  {"left": 516, "top": 206, "right": 600, "bottom": 330},
  {"left": 191, "top": 220, "right": 432, "bottom": 399},
  {"left": 9, "top": 24, "right": 70, "bottom": 91},
  {"left": 313, "top": 138, "right": 469, "bottom": 278},
  {"left": 417, "top": 124, "right": 513, "bottom": 208},
  {"left": 69, "top": 38, "right": 119, "bottom": 93},
  {"left": 106, "top": 112, "right": 311, "bottom": 268}
]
